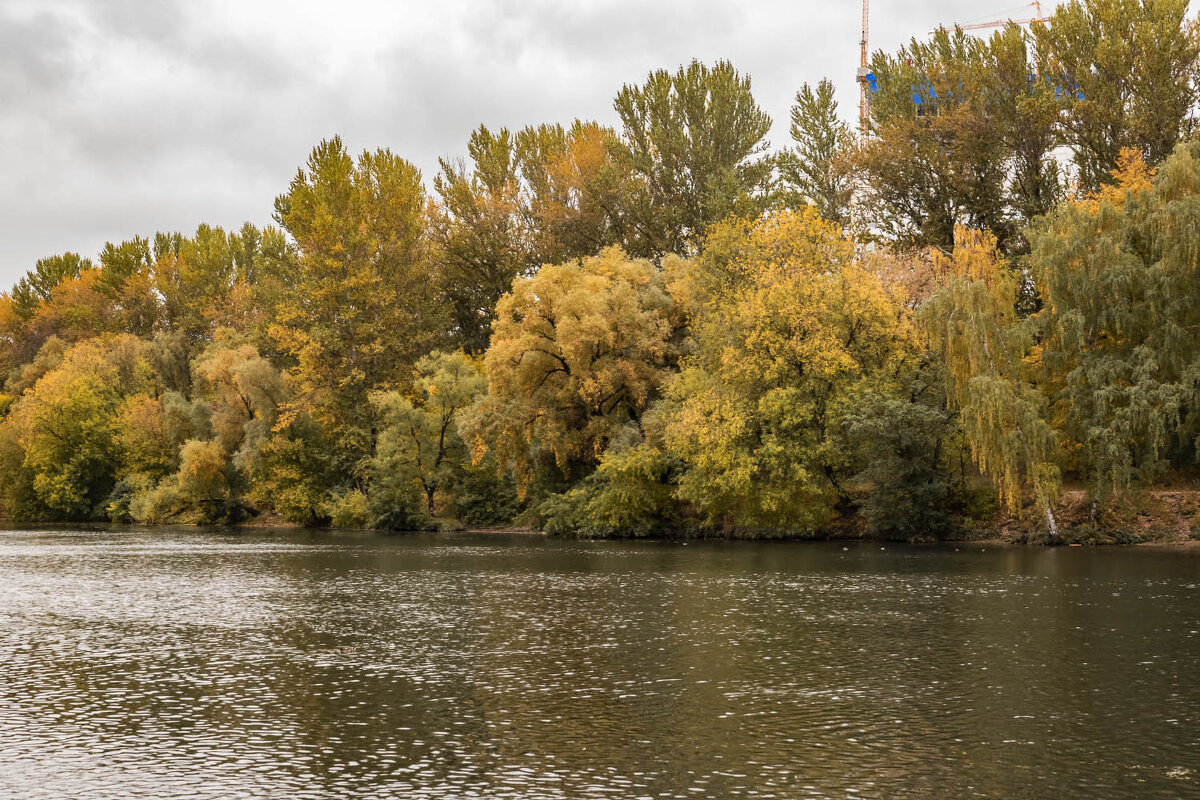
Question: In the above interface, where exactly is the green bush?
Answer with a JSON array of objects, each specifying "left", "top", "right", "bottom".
[
  {"left": 326, "top": 490, "right": 371, "bottom": 529},
  {"left": 451, "top": 460, "right": 522, "bottom": 526},
  {"left": 539, "top": 444, "right": 681, "bottom": 538}
]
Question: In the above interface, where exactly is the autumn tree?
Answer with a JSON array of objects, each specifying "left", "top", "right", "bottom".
[
  {"left": 10, "top": 253, "right": 93, "bottom": 319},
  {"left": 272, "top": 136, "right": 446, "bottom": 477},
  {"left": 1035, "top": 0, "right": 1199, "bottom": 192},
  {"left": 429, "top": 125, "right": 536, "bottom": 354},
  {"left": 193, "top": 335, "right": 286, "bottom": 474},
  {"left": 96, "top": 236, "right": 161, "bottom": 337},
  {"left": 860, "top": 28, "right": 1011, "bottom": 250},
  {"left": 0, "top": 335, "right": 153, "bottom": 520},
  {"left": 1033, "top": 144, "right": 1200, "bottom": 502},
  {"left": 369, "top": 351, "right": 487, "bottom": 522},
  {"left": 516, "top": 120, "right": 636, "bottom": 263},
  {"left": 431, "top": 121, "right": 637, "bottom": 353},
  {"left": 661, "top": 208, "right": 918, "bottom": 533},
  {"left": 113, "top": 391, "right": 210, "bottom": 483}
]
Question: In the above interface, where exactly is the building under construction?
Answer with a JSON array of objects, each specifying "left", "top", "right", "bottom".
[{"left": 855, "top": 1, "right": 1051, "bottom": 134}]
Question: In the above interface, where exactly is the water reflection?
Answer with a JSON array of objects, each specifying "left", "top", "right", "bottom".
[{"left": 0, "top": 529, "right": 1197, "bottom": 798}]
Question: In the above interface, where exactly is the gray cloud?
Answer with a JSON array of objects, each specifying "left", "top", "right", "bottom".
[
  {"left": 0, "top": 0, "right": 1062, "bottom": 285},
  {"left": 0, "top": 8, "right": 81, "bottom": 101}
]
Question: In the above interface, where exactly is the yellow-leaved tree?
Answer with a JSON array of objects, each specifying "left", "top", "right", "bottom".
[
  {"left": 463, "top": 247, "right": 677, "bottom": 492},
  {"left": 661, "top": 208, "right": 918, "bottom": 533}
]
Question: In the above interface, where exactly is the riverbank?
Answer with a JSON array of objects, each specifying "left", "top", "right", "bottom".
[
  {"left": 9, "top": 489, "right": 1200, "bottom": 545},
  {"left": 970, "top": 489, "right": 1200, "bottom": 546}
]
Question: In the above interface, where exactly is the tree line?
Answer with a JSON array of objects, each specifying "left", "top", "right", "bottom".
[{"left": 2, "top": 0, "right": 1198, "bottom": 539}]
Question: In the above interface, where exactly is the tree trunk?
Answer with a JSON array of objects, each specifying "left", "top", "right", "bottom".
[{"left": 1044, "top": 503, "right": 1062, "bottom": 545}]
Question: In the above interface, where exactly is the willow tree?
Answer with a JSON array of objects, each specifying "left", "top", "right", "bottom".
[
  {"left": 922, "top": 229, "right": 1060, "bottom": 538},
  {"left": 464, "top": 247, "right": 677, "bottom": 491},
  {"left": 1034, "top": 144, "right": 1200, "bottom": 501}
]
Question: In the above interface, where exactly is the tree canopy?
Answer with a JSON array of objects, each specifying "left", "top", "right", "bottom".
[{"left": 4, "top": 18, "right": 1200, "bottom": 540}]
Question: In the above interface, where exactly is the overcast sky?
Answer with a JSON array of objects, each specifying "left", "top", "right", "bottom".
[{"left": 1, "top": 0, "right": 1052, "bottom": 286}]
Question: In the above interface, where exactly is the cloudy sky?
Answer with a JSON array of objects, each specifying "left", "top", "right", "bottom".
[{"left": 2, "top": 0, "right": 1048, "bottom": 286}]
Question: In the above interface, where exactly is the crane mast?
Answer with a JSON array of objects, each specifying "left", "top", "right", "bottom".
[{"left": 856, "top": 0, "right": 870, "bottom": 136}]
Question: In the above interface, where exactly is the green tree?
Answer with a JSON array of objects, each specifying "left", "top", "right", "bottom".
[
  {"left": 369, "top": 351, "right": 487, "bottom": 518},
  {"left": 987, "top": 24, "right": 1065, "bottom": 234},
  {"left": 839, "top": 388, "right": 957, "bottom": 539},
  {"left": 1035, "top": 0, "right": 1199, "bottom": 191},
  {"left": 248, "top": 414, "right": 338, "bottom": 526},
  {"left": 611, "top": 59, "right": 774, "bottom": 256},
  {"left": 779, "top": 79, "right": 855, "bottom": 226},
  {"left": 539, "top": 442, "right": 681, "bottom": 537}
]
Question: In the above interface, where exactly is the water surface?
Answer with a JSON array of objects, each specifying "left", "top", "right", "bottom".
[{"left": 1, "top": 528, "right": 1198, "bottom": 798}]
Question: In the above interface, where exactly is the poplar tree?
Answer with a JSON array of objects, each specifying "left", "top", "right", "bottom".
[
  {"left": 779, "top": 78, "right": 855, "bottom": 226},
  {"left": 463, "top": 247, "right": 677, "bottom": 490},
  {"left": 860, "top": 29, "right": 1010, "bottom": 250},
  {"left": 1035, "top": 0, "right": 1199, "bottom": 191},
  {"left": 272, "top": 137, "right": 445, "bottom": 478},
  {"left": 429, "top": 125, "right": 533, "bottom": 354},
  {"left": 610, "top": 59, "right": 774, "bottom": 257},
  {"left": 431, "top": 121, "right": 635, "bottom": 353}
]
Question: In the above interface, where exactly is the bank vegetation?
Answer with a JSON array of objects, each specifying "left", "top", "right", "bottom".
[{"left": 4, "top": 0, "right": 1200, "bottom": 543}]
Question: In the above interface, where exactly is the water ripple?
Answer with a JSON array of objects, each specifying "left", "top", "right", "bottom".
[{"left": 0, "top": 531, "right": 1197, "bottom": 798}]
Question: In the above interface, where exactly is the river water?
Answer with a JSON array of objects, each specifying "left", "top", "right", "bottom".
[{"left": 0, "top": 528, "right": 1197, "bottom": 799}]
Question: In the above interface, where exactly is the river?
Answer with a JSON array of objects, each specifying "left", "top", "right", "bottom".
[{"left": 0, "top": 528, "right": 1197, "bottom": 798}]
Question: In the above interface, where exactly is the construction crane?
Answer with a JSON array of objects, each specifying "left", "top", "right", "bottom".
[
  {"left": 936, "top": 1, "right": 1049, "bottom": 33},
  {"left": 934, "top": 2, "right": 1052, "bottom": 79},
  {"left": 856, "top": 0, "right": 871, "bottom": 136}
]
